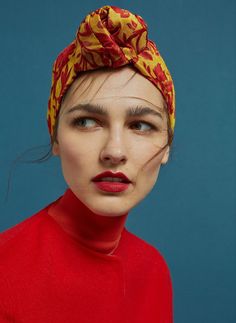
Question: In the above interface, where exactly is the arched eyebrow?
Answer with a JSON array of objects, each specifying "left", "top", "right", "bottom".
[{"left": 66, "top": 103, "right": 163, "bottom": 120}]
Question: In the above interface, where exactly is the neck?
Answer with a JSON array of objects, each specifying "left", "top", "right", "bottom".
[{"left": 48, "top": 189, "right": 128, "bottom": 254}]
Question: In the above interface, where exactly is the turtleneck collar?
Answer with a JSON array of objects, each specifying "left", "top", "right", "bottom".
[{"left": 47, "top": 188, "right": 128, "bottom": 255}]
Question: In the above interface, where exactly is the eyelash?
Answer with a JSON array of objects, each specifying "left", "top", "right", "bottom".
[{"left": 70, "top": 116, "right": 159, "bottom": 133}]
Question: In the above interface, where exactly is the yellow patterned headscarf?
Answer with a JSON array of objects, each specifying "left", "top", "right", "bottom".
[{"left": 47, "top": 5, "right": 175, "bottom": 140}]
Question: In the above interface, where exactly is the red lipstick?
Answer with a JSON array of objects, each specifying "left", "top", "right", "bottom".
[{"left": 92, "top": 171, "right": 131, "bottom": 193}]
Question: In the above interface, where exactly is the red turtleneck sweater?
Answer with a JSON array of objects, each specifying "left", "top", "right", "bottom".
[{"left": 0, "top": 189, "right": 173, "bottom": 322}]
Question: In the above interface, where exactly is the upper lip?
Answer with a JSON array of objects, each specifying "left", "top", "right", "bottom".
[{"left": 92, "top": 171, "right": 131, "bottom": 183}]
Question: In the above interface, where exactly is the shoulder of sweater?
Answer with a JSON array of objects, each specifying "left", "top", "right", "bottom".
[
  {"left": 0, "top": 201, "right": 54, "bottom": 257},
  {"left": 122, "top": 227, "right": 171, "bottom": 275}
]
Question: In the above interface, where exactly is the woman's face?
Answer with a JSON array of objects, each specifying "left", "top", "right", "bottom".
[{"left": 53, "top": 66, "right": 170, "bottom": 216}]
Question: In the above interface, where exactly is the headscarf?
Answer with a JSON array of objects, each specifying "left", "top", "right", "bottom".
[{"left": 47, "top": 5, "right": 175, "bottom": 141}]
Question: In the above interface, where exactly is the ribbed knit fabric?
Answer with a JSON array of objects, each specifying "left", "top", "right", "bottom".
[{"left": 0, "top": 189, "right": 173, "bottom": 323}]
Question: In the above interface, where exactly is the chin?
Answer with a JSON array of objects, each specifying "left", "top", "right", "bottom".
[
  {"left": 88, "top": 198, "right": 129, "bottom": 216},
  {"left": 90, "top": 203, "right": 128, "bottom": 217},
  {"left": 69, "top": 185, "right": 131, "bottom": 216}
]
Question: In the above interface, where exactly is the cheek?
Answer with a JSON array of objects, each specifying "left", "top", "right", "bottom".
[
  {"left": 57, "top": 134, "right": 101, "bottom": 191},
  {"left": 61, "top": 144, "right": 80, "bottom": 165},
  {"left": 130, "top": 139, "right": 164, "bottom": 173},
  {"left": 134, "top": 156, "right": 161, "bottom": 200},
  {"left": 131, "top": 140, "right": 164, "bottom": 196},
  {"left": 58, "top": 136, "right": 82, "bottom": 167}
]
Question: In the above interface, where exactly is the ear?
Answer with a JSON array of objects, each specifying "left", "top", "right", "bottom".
[
  {"left": 161, "top": 145, "right": 170, "bottom": 165},
  {"left": 52, "top": 141, "right": 60, "bottom": 156}
]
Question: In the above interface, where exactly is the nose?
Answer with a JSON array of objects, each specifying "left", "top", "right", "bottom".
[{"left": 100, "top": 131, "right": 128, "bottom": 165}]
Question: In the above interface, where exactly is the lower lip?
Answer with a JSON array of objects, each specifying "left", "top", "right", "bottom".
[{"left": 93, "top": 181, "right": 130, "bottom": 192}]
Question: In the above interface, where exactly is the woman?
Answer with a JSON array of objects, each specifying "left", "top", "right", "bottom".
[{"left": 0, "top": 5, "right": 175, "bottom": 323}]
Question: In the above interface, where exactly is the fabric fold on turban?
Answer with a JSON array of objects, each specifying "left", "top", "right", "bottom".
[{"left": 47, "top": 5, "right": 175, "bottom": 140}]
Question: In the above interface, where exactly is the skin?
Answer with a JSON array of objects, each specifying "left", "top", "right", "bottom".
[{"left": 52, "top": 66, "right": 170, "bottom": 217}]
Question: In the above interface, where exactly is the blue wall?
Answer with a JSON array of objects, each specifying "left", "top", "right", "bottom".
[{"left": 0, "top": 1, "right": 235, "bottom": 322}]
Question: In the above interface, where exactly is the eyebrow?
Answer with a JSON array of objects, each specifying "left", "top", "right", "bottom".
[{"left": 65, "top": 103, "right": 163, "bottom": 120}]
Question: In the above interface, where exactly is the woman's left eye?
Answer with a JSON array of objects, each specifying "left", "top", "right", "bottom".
[{"left": 130, "top": 121, "right": 156, "bottom": 132}]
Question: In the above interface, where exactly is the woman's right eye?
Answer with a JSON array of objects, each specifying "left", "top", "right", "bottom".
[{"left": 71, "top": 117, "right": 98, "bottom": 129}]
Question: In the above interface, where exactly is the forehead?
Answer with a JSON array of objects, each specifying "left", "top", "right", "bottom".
[{"left": 62, "top": 66, "right": 165, "bottom": 111}]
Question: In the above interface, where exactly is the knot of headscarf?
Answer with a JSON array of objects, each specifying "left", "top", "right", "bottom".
[{"left": 47, "top": 5, "right": 175, "bottom": 140}]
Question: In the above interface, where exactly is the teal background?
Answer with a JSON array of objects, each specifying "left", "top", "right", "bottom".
[{"left": 0, "top": 0, "right": 235, "bottom": 322}]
